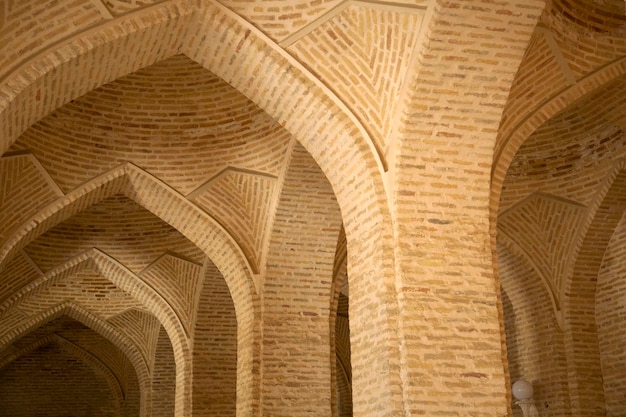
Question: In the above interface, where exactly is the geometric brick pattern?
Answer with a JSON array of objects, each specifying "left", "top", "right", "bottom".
[
  {"left": 140, "top": 254, "right": 204, "bottom": 337},
  {"left": 0, "top": 251, "right": 42, "bottom": 306},
  {"left": 2, "top": 1, "right": 626, "bottom": 417},
  {"left": 7, "top": 55, "right": 292, "bottom": 195},
  {"left": 0, "top": 153, "right": 63, "bottom": 245},
  {"left": 23, "top": 195, "right": 206, "bottom": 274},
  {"left": 493, "top": 3, "right": 626, "bottom": 416},
  {"left": 287, "top": 4, "right": 423, "bottom": 159},
  {"left": 499, "top": 192, "right": 587, "bottom": 311},
  {"left": 13, "top": 265, "right": 143, "bottom": 319},
  {"left": 106, "top": 308, "right": 161, "bottom": 372},
  {"left": 189, "top": 168, "right": 277, "bottom": 273}
]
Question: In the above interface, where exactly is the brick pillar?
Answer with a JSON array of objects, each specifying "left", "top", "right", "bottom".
[
  {"left": 260, "top": 144, "right": 343, "bottom": 416},
  {"left": 152, "top": 326, "right": 176, "bottom": 417},
  {"left": 192, "top": 262, "right": 238, "bottom": 417},
  {"left": 392, "top": 1, "right": 543, "bottom": 415}
]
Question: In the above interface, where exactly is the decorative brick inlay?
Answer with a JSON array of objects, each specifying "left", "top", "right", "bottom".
[
  {"left": 287, "top": 3, "right": 423, "bottom": 162},
  {"left": 499, "top": 192, "right": 587, "bottom": 311}
]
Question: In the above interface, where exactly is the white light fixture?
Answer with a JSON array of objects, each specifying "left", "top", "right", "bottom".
[{"left": 512, "top": 379, "right": 539, "bottom": 417}]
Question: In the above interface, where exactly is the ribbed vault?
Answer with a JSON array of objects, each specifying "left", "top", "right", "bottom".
[
  {"left": 496, "top": 1, "right": 626, "bottom": 416},
  {"left": 0, "top": 0, "right": 547, "bottom": 416},
  {"left": 1, "top": 1, "right": 400, "bottom": 415}
]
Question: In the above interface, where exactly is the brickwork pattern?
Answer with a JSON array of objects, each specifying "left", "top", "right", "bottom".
[
  {"left": 192, "top": 261, "right": 237, "bottom": 417},
  {"left": 2, "top": 0, "right": 626, "bottom": 417},
  {"left": 153, "top": 326, "right": 176, "bottom": 417},
  {"left": 497, "top": 69, "right": 626, "bottom": 417},
  {"left": 395, "top": 0, "right": 544, "bottom": 415},
  {"left": 0, "top": 0, "right": 106, "bottom": 81},
  {"left": 596, "top": 214, "right": 626, "bottom": 416},
  {"left": 499, "top": 242, "right": 571, "bottom": 417},
  {"left": 0, "top": 153, "right": 62, "bottom": 245},
  {"left": 492, "top": 3, "right": 626, "bottom": 417},
  {"left": 560, "top": 168, "right": 626, "bottom": 416},
  {"left": 0, "top": 315, "right": 142, "bottom": 416},
  {"left": 261, "top": 143, "right": 342, "bottom": 416},
  {"left": 287, "top": 3, "right": 422, "bottom": 161},
  {"left": 0, "top": 342, "right": 118, "bottom": 417},
  {"left": 493, "top": 0, "right": 626, "bottom": 198}
]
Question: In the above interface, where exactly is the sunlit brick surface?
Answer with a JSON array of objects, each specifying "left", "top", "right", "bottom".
[
  {"left": 0, "top": 0, "right": 106, "bottom": 81},
  {"left": 493, "top": 2, "right": 626, "bottom": 417},
  {"left": 2, "top": 0, "right": 626, "bottom": 416},
  {"left": 287, "top": 4, "right": 421, "bottom": 159}
]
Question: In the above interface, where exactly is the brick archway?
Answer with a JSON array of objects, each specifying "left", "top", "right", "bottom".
[
  {"left": 0, "top": 250, "right": 192, "bottom": 415},
  {"left": 491, "top": 58, "right": 626, "bottom": 219},
  {"left": 490, "top": 16, "right": 626, "bottom": 417},
  {"left": 0, "top": 164, "right": 256, "bottom": 417},
  {"left": 0, "top": 301, "right": 150, "bottom": 416},
  {"left": 0, "top": 334, "right": 127, "bottom": 414},
  {"left": 0, "top": 2, "right": 397, "bottom": 415}
]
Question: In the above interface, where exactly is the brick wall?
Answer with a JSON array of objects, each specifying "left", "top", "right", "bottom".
[
  {"left": 262, "top": 143, "right": 342, "bottom": 416},
  {"left": 192, "top": 261, "right": 237, "bottom": 417},
  {"left": 153, "top": 326, "right": 176, "bottom": 417},
  {"left": 3, "top": 1, "right": 626, "bottom": 417},
  {"left": 499, "top": 241, "right": 572, "bottom": 417},
  {"left": 597, "top": 214, "right": 626, "bottom": 417},
  {"left": 0, "top": 341, "right": 118, "bottom": 417}
]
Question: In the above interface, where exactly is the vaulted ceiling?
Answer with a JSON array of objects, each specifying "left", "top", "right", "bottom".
[{"left": 3, "top": 0, "right": 626, "bottom": 414}]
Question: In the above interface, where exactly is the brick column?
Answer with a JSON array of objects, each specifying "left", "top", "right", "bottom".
[
  {"left": 152, "top": 326, "right": 176, "bottom": 417},
  {"left": 392, "top": 1, "right": 543, "bottom": 415},
  {"left": 260, "top": 144, "right": 343, "bottom": 417},
  {"left": 192, "top": 263, "right": 238, "bottom": 417}
]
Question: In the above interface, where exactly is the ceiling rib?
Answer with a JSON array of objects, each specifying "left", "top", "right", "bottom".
[
  {"left": 89, "top": 0, "right": 114, "bottom": 19},
  {"left": 279, "top": 0, "right": 427, "bottom": 48}
]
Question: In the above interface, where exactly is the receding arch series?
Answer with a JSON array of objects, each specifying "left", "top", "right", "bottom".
[{"left": 0, "top": 1, "right": 399, "bottom": 416}]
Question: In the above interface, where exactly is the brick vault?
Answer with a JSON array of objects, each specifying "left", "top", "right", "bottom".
[{"left": 1, "top": 1, "right": 626, "bottom": 416}]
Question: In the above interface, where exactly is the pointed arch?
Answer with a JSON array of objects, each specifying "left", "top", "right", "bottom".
[
  {"left": 491, "top": 57, "right": 626, "bottom": 219},
  {"left": 0, "top": 333, "right": 127, "bottom": 412},
  {"left": 559, "top": 163, "right": 626, "bottom": 416},
  {"left": 491, "top": 59, "right": 626, "bottom": 417},
  {"left": 0, "top": 162, "right": 256, "bottom": 311},
  {"left": 184, "top": 6, "right": 399, "bottom": 415},
  {"left": 0, "top": 248, "right": 190, "bottom": 361},
  {"left": 0, "top": 1, "right": 397, "bottom": 414},
  {"left": 0, "top": 163, "right": 258, "bottom": 417},
  {"left": 0, "top": 301, "right": 151, "bottom": 416}
]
